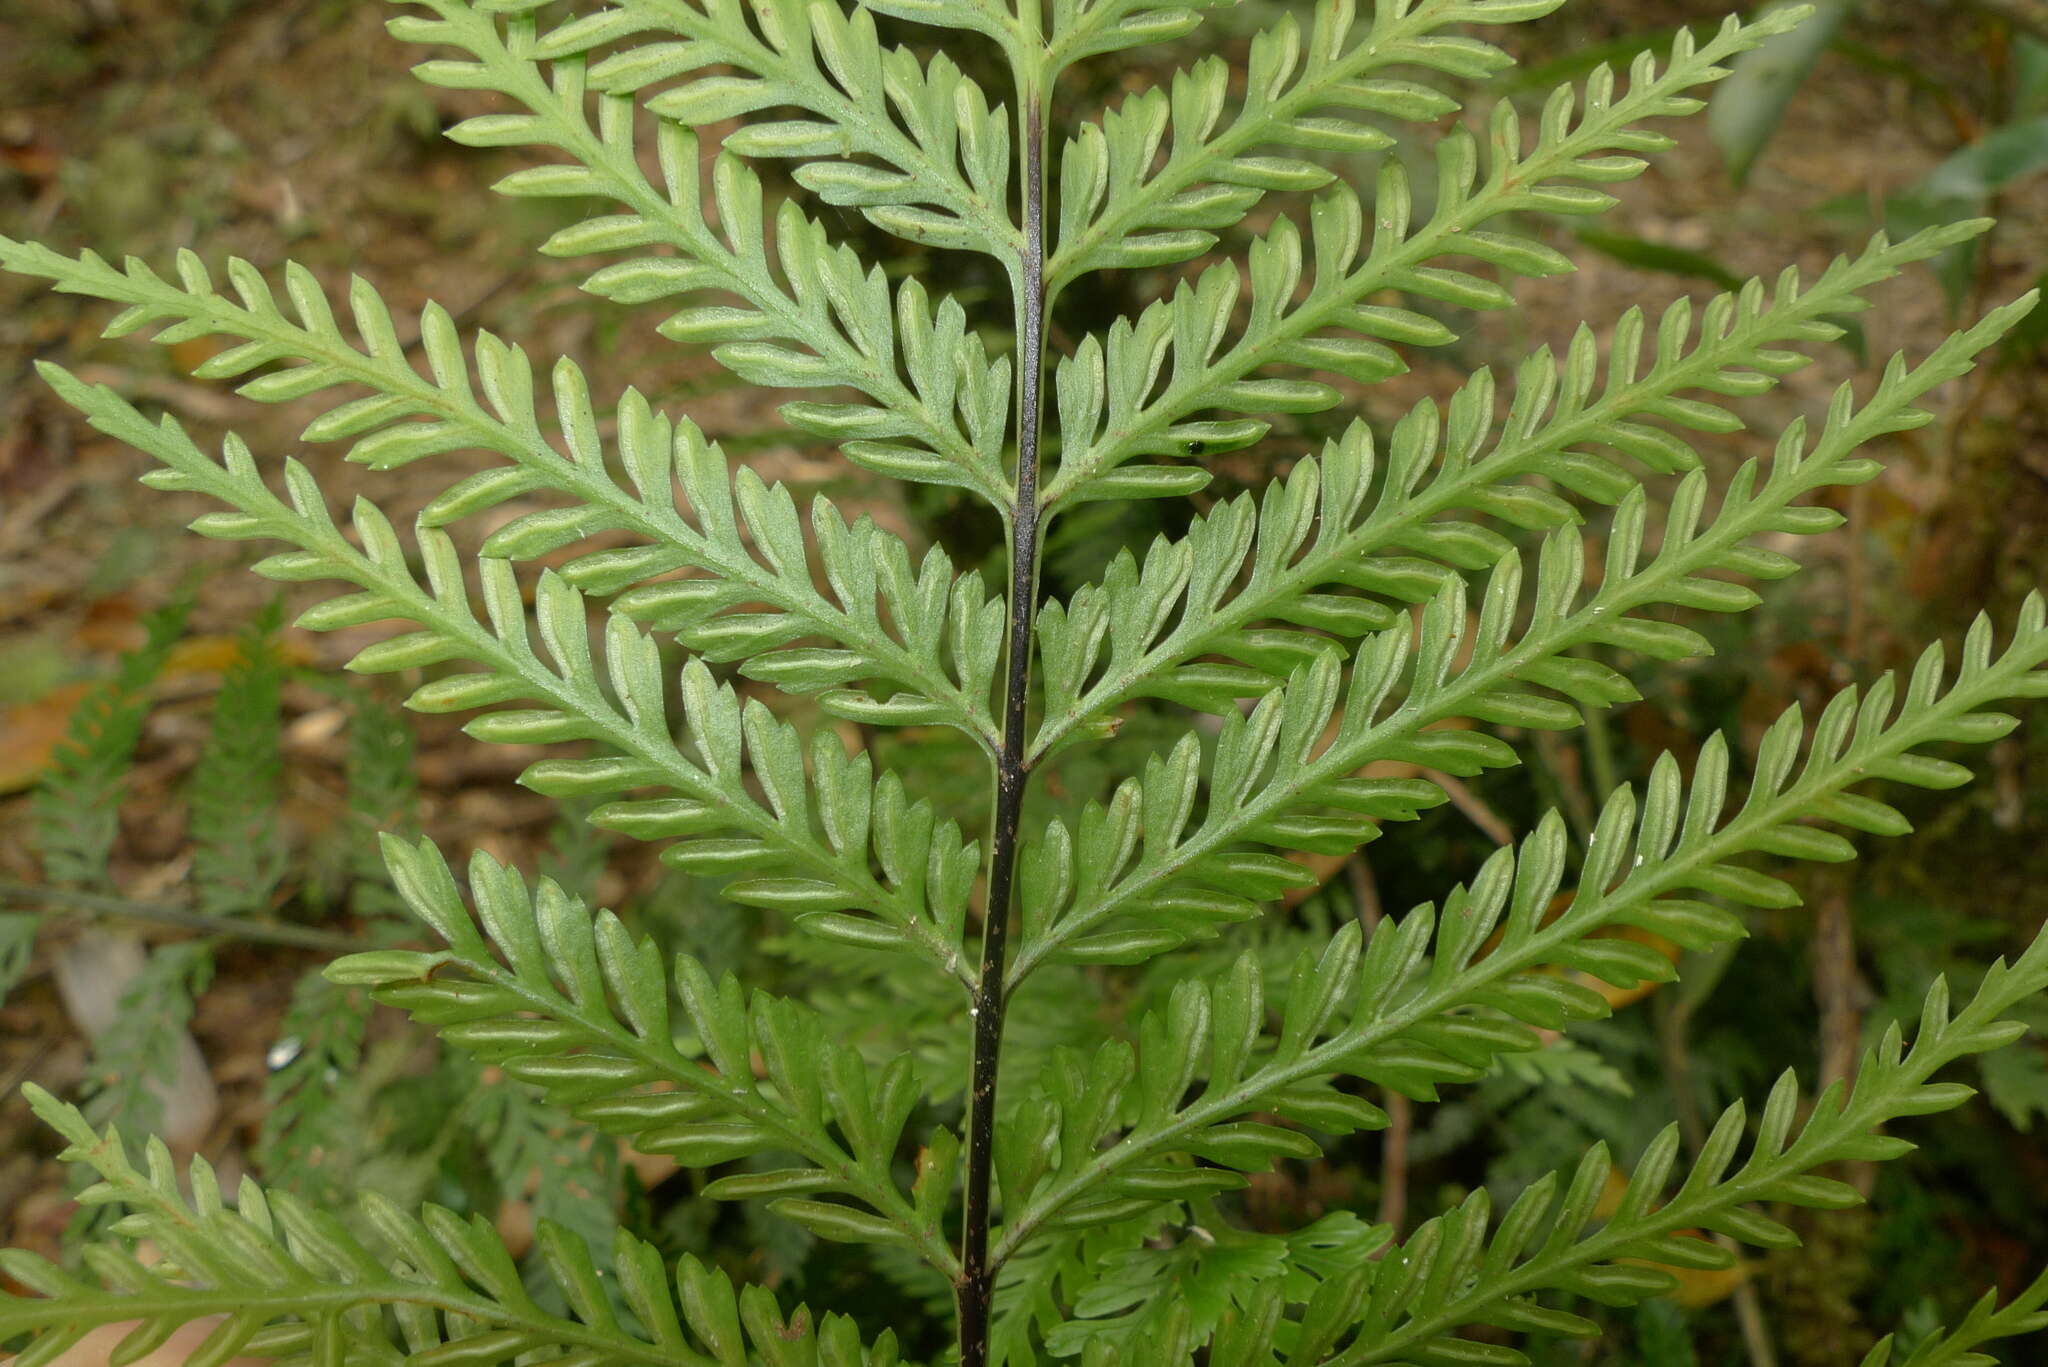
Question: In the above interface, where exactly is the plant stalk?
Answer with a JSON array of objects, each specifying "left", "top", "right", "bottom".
[
  {"left": 956, "top": 85, "right": 1047, "bottom": 1367},
  {"left": 0, "top": 879, "right": 370, "bottom": 954}
]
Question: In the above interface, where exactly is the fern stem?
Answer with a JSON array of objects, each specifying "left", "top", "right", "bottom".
[
  {"left": 958, "top": 60, "right": 1049, "bottom": 1367},
  {"left": 0, "top": 881, "right": 368, "bottom": 954}
]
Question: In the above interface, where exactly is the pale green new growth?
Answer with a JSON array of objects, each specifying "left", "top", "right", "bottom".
[{"left": 3, "top": 0, "right": 2046, "bottom": 1361}]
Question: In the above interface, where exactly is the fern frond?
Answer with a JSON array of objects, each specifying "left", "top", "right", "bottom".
[
  {"left": 1863, "top": 1267, "right": 2048, "bottom": 1367},
  {"left": 1009, "top": 943, "right": 2048, "bottom": 1363},
  {"left": 1044, "top": 8, "right": 1810, "bottom": 506},
  {"left": 0, "top": 239, "right": 1004, "bottom": 744},
  {"left": 32, "top": 596, "right": 190, "bottom": 890},
  {"left": 510, "top": 0, "right": 1021, "bottom": 240},
  {"left": 0, "top": 915, "right": 36, "bottom": 1004},
  {"left": 994, "top": 594, "right": 2048, "bottom": 1254},
  {"left": 1050, "top": 0, "right": 1564, "bottom": 277},
  {"left": 188, "top": 601, "right": 289, "bottom": 918},
  {"left": 472, "top": 1063, "right": 624, "bottom": 1266},
  {"left": 1047, "top": 0, "right": 1236, "bottom": 68},
  {"left": 1032, "top": 222, "right": 1989, "bottom": 753},
  {"left": 6, "top": 0, "right": 2042, "bottom": 1357},
  {"left": 1296, "top": 949, "right": 2048, "bottom": 1365},
  {"left": 1045, "top": 1210, "right": 1382, "bottom": 1356},
  {"left": 385, "top": 0, "right": 1016, "bottom": 499},
  {"left": 38, "top": 369, "right": 981, "bottom": 978},
  {"left": 0, "top": 1087, "right": 905, "bottom": 1367},
  {"left": 1015, "top": 298, "right": 2036, "bottom": 974},
  {"left": 256, "top": 970, "right": 373, "bottom": 1205},
  {"left": 78, "top": 941, "right": 214, "bottom": 1147},
  {"left": 332, "top": 835, "right": 964, "bottom": 1276}
]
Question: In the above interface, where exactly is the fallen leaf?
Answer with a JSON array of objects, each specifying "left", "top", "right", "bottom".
[
  {"left": 163, "top": 633, "right": 313, "bottom": 676},
  {"left": 0, "top": 682, "right": 91, "bottom": 794}
]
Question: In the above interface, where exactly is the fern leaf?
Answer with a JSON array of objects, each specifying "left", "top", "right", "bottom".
[
  {"left": 0, "top": 1086, "right": 905, "bottom": 1366},
  {"left": 256, "top": 969, "right": 373, "bottom": 1206},
  {"left": 510, "top": 0, "right": 1021, "bottom": 245},
  {"left": 1045, "top": 9, "right": 1812, "bottom": 506},
  {"left": 1010, "top": 941, "right": 2048, "bottom": 1363},
  {"left": 992, "top": 1218, "right": 1163, "bottom": 1365},
  {"left": 1016, "top": 297, "right": 2036, "bottom": 974},
  {"left": 188, "top": 600, "right": 289, "bottom": 918},
  {"left": 1051, "top": 0, "right": 1564, "bottom": 276},
  {"left": 32, "top": 595, "right": 190, "bottom": 890},
  {"left": 78, "top": 941, "right": 214, "bottom": 1150},
  {"left": 1867, "top": 1266, "right": 2048, "bottom": 1367},
  {"left": 385, "top": 0, "right": 1015, "bottom": 498},
  {"left": 1046, "top": 1211, "right": 1382, "bottom": 1355},
  {"left": 0, "top": 239, "right": 1004, "bottom": 745},
  {"left": 1301, "top": 950, "right": 2048, "bottom": 1364},
  {"left": 1048, "top": 0, "right": 1236, "bottom": 68},
  {"left": 331, "top": 835, "right": 963, "bottom": 1276},
  {"left": 472, "top": 1062, "right": 624, "bottom": 1268},
  {"left": 37, "top": 367, "right": 982, "bottom": 978},
  {"left": 1033, "top": 222, "right": 1991, "bottom": 753},
  {"left": 996, "top": 595, "right": 2048, "bottom": 1252},
  {"left": 0, "top": 914, "right": 36, "bottom": 1005}
]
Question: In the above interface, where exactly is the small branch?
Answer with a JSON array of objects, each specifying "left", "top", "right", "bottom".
[
  {"left": 1812, "top": 875, "right": 1876, "bottom": 1198},
  {"left": 0, "top": 880, "right": 369, "bottom": 954},
  {"left": 1427, "top": 770, "right": 1515, "bottom": 847},
  {"left": 956, "top": 61, "right": 1048, "bottom": 1367}
]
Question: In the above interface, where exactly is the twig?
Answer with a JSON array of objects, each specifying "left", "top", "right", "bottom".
[
  {"left": 955, "top": 67, "right": 1048, "bottom": 1367},
  {"left": 1424, "top": 769, "right": 1515, "bottom": 847},
  {"left": 1812, "top": 876, "right": 1875, "bottom": 1195},
  {"left": 0, "top": 880, "right": 369, "bottom": 954}
]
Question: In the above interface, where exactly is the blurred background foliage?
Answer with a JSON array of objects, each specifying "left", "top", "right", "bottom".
[{"left": 1, "top": 0, "right": 2046, "bottom": 1363}]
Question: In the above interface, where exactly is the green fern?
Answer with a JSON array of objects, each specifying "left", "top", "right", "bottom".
[
  {"left": 4, "top": 0, "right": 2047, "bottom": 1362},
  {"left": 0, "top": 914, "right": 35, "bottom": 1004},
  {"left": 471, "top": 1061, "right": 626, "bottom": 1270},
  {"left": 32, "top": 595, "right": 191, "bottom": 891},
  {"left": 3, "top": 1087, "right": 904, "bottom": 1367},
  {"left": 188, "top": 599, "right": 290, "bottom": 919},
  {"left": 77, "top": 941, "right": 213, "bottom": 1153},
  {"left": 255, "top": 970, "right": 375, "bottom": 1208}
]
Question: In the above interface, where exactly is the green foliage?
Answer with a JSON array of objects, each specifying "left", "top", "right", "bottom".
[
  {"left": 3, "top": 0, "right": 2048, "bottom": 1362},
  {"left": 5, "top": 599, "right": 440, "bottom": 1214},
  {"left": 0, "top": 915, "right": 35, "bottom": 1002},
  {"left": 255, "top": 970, "right": 380, "bottom": 1210},
  {"left": 188, "top": 600, "right": 290, "bottom": 918},
  {"left": 33, "top": 595, "right": 191, "bottom": 891},
  {"left": 79, "top": 941, "right": 213, "bottom": 1147},
  {"left": 2, "top": 1088, "right": 905, "bottom": 1367}
]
